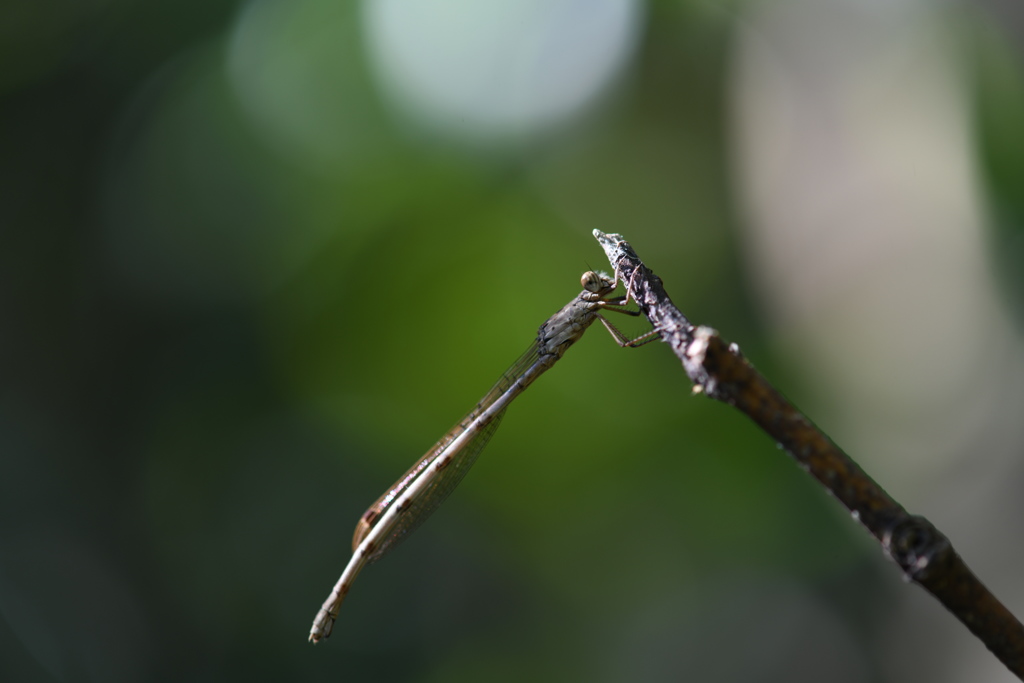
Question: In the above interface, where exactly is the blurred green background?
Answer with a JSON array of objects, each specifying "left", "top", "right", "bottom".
[{"left": 3, "top": 1, "right": 1024, "bottom": 681}]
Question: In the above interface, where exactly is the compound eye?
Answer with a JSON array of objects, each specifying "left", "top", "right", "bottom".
[{"left": 581, "top": 271, "right": 602, "bottom": 292}]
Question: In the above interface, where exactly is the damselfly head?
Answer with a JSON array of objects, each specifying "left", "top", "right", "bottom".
[{"left": 581, "top": 270, "right": 614, "bottom": 294}]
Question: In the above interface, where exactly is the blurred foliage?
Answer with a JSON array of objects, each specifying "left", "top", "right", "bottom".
[
  {"left": 970, "top": 14, "right": 1024, "bottom": 329},
  {"left": 1, "top": 1, "right": 1022, "bottom": 682}
]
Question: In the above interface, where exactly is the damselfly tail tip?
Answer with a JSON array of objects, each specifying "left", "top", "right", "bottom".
[{"left": 309, "top": 612, "right": 335, "bottom": 644}]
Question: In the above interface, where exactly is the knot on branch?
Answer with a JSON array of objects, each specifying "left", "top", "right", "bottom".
[
  {"left": 684, "top": 327, "right": 748, "bottom": 401},
  {"left": 883, "top": 514, "right": 952, "bottom": 581}
]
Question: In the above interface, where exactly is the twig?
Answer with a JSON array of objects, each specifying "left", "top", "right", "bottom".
[{"left": 593, "top": 229, "right": 1024, "bottom": 680}]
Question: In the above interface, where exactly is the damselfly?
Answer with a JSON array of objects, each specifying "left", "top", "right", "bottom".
[{"left": 309, "top": 270, "right": 651, "bottom": 642}]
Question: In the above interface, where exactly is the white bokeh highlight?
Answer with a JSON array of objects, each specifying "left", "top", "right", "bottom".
[{"left": 361, "top": 0, "right": 643, "bottom": 145}]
